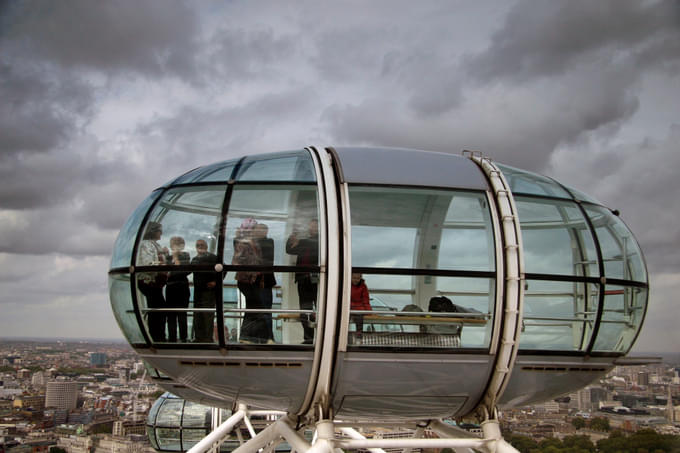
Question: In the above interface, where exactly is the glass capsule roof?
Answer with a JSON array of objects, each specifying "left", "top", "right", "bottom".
[{"left": 334, "top": 147, "right": 489, "bottom": 189}]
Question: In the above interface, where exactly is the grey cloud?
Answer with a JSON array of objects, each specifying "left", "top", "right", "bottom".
[
  {"left": 323, "top": 63, "right": 639, "bottom": 171},
  {"left": 382, "top": 51, "right": 464, "bottom": 117},
  {"left": 2, "top": 0, "right": 200, "bottom": 80},
  {"left": 466, "top": 0, "right": 680, "bottom": 83},
  {"left": 0, "top": 63, "right": 93, "bottom": 156},
  {"left": 0, "top": 136, "right": 139, "bottom": 211},
  {"left": 207, "top": 28, "right": 298, "bottom": 80},
  {"left": 134, "top": 87, "right": 319, "bottom": 164}
]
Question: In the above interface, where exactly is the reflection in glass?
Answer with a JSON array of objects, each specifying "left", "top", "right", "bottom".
[
  {"left": 182, "top": 428, "right": 209, "bottom": 450},
  {"left": 348, "top": 274, "right": 493, "bottom": 349},
  {"left": 137, "top": 186, "right": 227, "bottom": 267},
  {"left": 224, "top": 271, "right": 319, "bottom": 346},
  {"left": 111, "top": 191, "right": 161, "bottom": 268},
  {"left": 520, "top": 280, "right": 597, "bottom": 351},
  {"left": 148, "top": 393, "right": 214, "bottom": 453},
  {"left": 235, "top": 150, "right": 316, "bottom": 182},
  {"left": 156, "top": 399, "right": 183, "bottom": 426},
  {"left": 224, "top": 186, "right": 319, "bottom": 266},
  {"left": 349, "top": 187, "right": 494, "bottom": 271},
  {"left": 584, "top": 206, "right": 647, "bottom": 282},
  {"left": 182, "top": 402, "right": 211, "bottom": 427},
  {"left": 516, "top": 197, "right": 598, "bottom": 276},
  {"left": 109, "top": 274, "right": 144, "bottom": 344},
  {"left": 148, "top": 394, "right": 163, "bottom": 424},
  {"left": 593, "top": 285, "right": 647, "bottom": 352},
  {"left": 156, "top": 428, "right": 181, "bottom": 451},
  {"left": 496, "top": 163, "right": 572, "bottom": 199},
  {"left": 147, "top": 426, "right": 159, "bottom": 449},
  {"left": 171, "top": 159, "right": 238, "bottom": 184}
]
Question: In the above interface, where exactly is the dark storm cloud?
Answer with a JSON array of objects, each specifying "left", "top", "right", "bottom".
[
  {"left": 466, "top": 0, "right": 680, "bottom": 82},
  {"left": 0, "top": 62, "right": 93, "bottom": 157},
  {"left": 1, "top": 0, "right": 199, "bottom": 79},
  {"left": 0, "top": 134, "right": 138, "bottom": 212},
  {"left": 322, "top": 0, "right": 679, "bottom": 172},
  {"left": 323, "top": 64, "right": 639, "bottom": 172},
  {"left": 133, "top": 87, "right": 319, "bottom": 165}
]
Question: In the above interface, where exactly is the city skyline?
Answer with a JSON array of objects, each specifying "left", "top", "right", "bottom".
[{"left": 0, "top": 1, "right": 679, "bottom": 352}]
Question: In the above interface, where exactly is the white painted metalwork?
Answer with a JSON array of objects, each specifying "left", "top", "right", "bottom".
[
  {"left": 294, "top": 146, "right": 330, "bottom": 417},
  {"left": 307, "top": 146, "right": 343, "bottom": 417},
  {"left": 467, "top": 153, "right": 525, "bottom": 416},
  {"left": 186, "top": 405, "right": 520, "bottom": 453}
]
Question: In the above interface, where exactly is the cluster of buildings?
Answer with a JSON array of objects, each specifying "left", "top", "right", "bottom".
[
  {"left": 1, "top": 339, "right": 678, "bottom": 452},
  {"left": 499, "top": 361, "right": 680, "bottom": 441},
  {"left": 0, "top": 340, "right": 158, "bottom": 453}
]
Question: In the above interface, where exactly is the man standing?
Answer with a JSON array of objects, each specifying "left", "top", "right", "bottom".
[
  {"left": 191, "top": 239, "right": 220, "bottom": 342},
  {"left": 286, "top": 219, "right": 319, "bottom": 344}
]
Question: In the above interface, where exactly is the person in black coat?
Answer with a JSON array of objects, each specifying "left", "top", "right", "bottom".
[
  {"left": 286, "top": 219, "right": 319, "bottom": 344},
  {"left": 191, "top": 239, "right": 220, "bottom": 342},
  {"left": 165, "top": 236, "right": 191, "bottom": 342},
  {"left": 255, "top": 223, "right": 276, "bottom": 343}
]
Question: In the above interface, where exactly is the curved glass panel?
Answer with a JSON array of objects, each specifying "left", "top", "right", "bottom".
[
  {"left": 156, "top": 399, "right": 183, "bottom": 426},
  {"left": 136, "top": 186, "right": 227, "bottom": 268},
  {"left": 171, "top": 159, "right": 238, "bottom": 184},
  {"left": 223, "top": 271, "right": 320, "bottom": 345},
  {"left": 181, "top": 402, "right": 211, "bottom": 427},
  {"left": 562, "top": 184, "right": 602, "bottom": 205},
  {"left": 134, "top": 270, "right": 220, "bottom": 345},
  {"left": 224, "top": 185, "right": 319, "bottom": 266},
  {"left": 347, "top": 273, "right": 494, "bottom": 349},
  {"left": 148, "top": 394, "right": 165, "bottom": 424},
  {"left": 235, "top": 150, "right": 316, "bottom": 182},
  {"left": 182, "top": 429, "right": 209, "bottom": 450},
  {"left": 520, "top": 280, "right": 598, "bottom": 351},
  {"left": 147, "top": 394, "right": 213, "bottom": 452},
  {"left": 592, "top": 285, "right": 648, "bottom": 353},
  {"left": 515, "top": 197, "right": 598, "bottom": 276},
  {"left": 109, "top": 274, "right": 144, "bottom": 344},
  {"left": 110, "top": 190, "right": 162, "bottom": 269},
  {"left": 497, "top": 163, "right": 572, "bottom": 199},
  {"left": 156, "top": 428, "right": 181, "bottom": 451},
  {"left": 222, "top": 184, "right": 320, "bottom": 347},
  {"left": 584, "top": 206, "right": 647, "bottom": 282},
  {"left": 349, "top": 187, "right": 495, "bottom": 271},
  {"left": 147, "top": 426, "right": 159, "bottom": 450}
]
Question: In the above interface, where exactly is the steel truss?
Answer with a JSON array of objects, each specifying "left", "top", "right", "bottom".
[{"left": 187, "top": 404, "right": 519, "bottom": 453}]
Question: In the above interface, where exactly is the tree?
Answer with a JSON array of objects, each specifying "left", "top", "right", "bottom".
[
  {"left": 597, "top": 429, "right": 680, "bottom": 453},
  {"left": 571, "top": 417, "right": 586, "bottom": 430},
  {"left": 538, "top": 437, "right": 563, "bottom": 450},
  {"left": 589, "top": 416, "right": 610, "bottom": 432},
  {"left": 562, "top": 434, "right": 595, "bottom": 451},
  {"left": 506, "top": 434, "right": 538, "bottom": 452},
  {"left": 50, "top": 447, "right": 67, "bottom": 453}
]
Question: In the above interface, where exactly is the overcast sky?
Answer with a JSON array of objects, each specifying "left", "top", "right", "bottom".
[{"left": 0, "top": 0, "right": 678, "bottom": 353}]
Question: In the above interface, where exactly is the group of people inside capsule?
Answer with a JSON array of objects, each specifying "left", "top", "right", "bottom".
[
  {"left": 137, "top": 221, "right": 221, "bottom": 343},
  {"left": 138, "top": 217, "right": 364, "bottom": 345}
]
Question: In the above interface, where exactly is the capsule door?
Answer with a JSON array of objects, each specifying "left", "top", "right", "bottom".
[{"left": 330, "top": 183, "right": 499, "bottom": 420}]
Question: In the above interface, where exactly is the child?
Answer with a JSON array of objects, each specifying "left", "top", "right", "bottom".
[{"left": 350, "top": 273, "right": 371, "bottom": 339}]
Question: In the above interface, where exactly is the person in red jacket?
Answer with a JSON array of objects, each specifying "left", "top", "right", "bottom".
[{"left": 350, "top": 273, "right": 371, "bottom": 340}]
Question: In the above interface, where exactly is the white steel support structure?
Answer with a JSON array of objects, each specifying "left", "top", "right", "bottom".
[{"left": 187, "top": 404, "right": 519, "bottom": 453}]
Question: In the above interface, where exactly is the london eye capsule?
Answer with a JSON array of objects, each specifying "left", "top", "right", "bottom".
[{"left": 109, "top": 147, "right": 648, "bottom": 423}]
